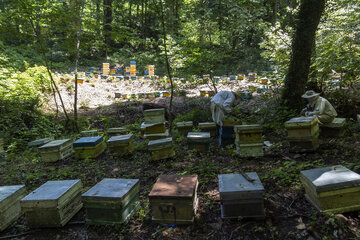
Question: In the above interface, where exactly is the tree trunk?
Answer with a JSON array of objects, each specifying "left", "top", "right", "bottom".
[
  {"left": 103, "top": 0, "right": 113, "bottom": 58},
  {"left": 282, "top": 0, "right": 326, "bottom": 110}
]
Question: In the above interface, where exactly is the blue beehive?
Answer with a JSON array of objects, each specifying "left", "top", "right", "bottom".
[{"left": 73, "top": 136, "right": 105, "bottom": 159}]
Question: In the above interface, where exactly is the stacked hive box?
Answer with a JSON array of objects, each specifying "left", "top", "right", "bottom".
[
  {"left": 103, "top": 63, "right": 110, "bottom": 76},
  {"left": 149, "top": 175, "right": 198, "bottom": 224},
  {"left": 107, "top": 134, "right": 134, "bottom": 156},
  {"left": 107, "top": 127, "right": 127, "bottom": 137},
  {"left": 285, "top": 116, "right": 319, "bottom": 152},
  {"left": 234, "top": 125, "right": 263, "bottom": 157},
  {"left": 320, "top": 118, "right": 346, "bottom": 137},
  {"left": 300, "top": 165, "right": 360, "bottom": 213},
  {"left": 218, "top": 173, "right": 265, "bottom": 219},
  {"left": 82, "top": 178, "right": 140, "bottom": 225},
  {"left": 143, "top": 108, "right": 168, "bottom": 140},
  {"left": 198, "top": 122, "right": 217, "bottom": 137},
  {"left": 148, "top": 137, "right": 175, "bottom": 161},
  {"left": 176, "top": 121, "right": 193, "bottom": 137},
  {"left": 20, "top": 180, "right": 83, "bottom": 228},
  {"left": 0, "top": 185, "right": 26, "bottom": 231},
  {"left": 80, "top": 130, "right": 99, "bottom": 137},
  {"left": 28, "top": 137, "right": 54, "bottom": 149},
  {"left": 38, "top": 139, "right": 73, "bottom": 162},
  {"left": 73, "top": 136, "right": 105, "bottom": 159},
  {"left": 187, "top": 132, "right": 211, "bottom": 153}
]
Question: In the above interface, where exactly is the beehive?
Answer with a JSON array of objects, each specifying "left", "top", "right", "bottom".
[
  {"left": 107, "top": 134, "right": 134, "bottom": 156},
  {"left": 142, "top": 122, "right": 166, "bottom": 134},
  {"left": 144, "top": 130, "right": 169, "bottom": 141},
  {"left": 73, "top": 136, "right": 105, "bottom": 159},
  {"left": 38, "top": 139, "right": 73, "bottom": 162},
  {"left": 82, "top": 178, "right": 140, "bottom": 225},
  {"left": 248, "top": 86, "right": 257, "bottom": 92},
  {"left": 300, "top": 165, "right": 360, "bottom": 213},
  {"left": 80, "top": 130, "right": 99, "bottom": 137},
  {"left": 144, "top": 108, "right": 165, "bottom": 124},
  {"left": 28, "top": 137, "right": 54, "bottom": 148},
  {"left": 248, "top": 72, "right": 257, "bottom": 81},
  {"left": 241, "top": 91, "right": 252, "bottom": 100},
  {"left": 107, "top": 127, "right": 127, "bottom": 137},
  {"left": 234, "top": 125, "right": 263, "bottom": 157},
  {"left": 200, "top": 90, "right": 207, "bottom": 97},
  {"left": 198, "top": 122, "right": 217, "bottom": 137},
  {"left": 21, "top": 180, "right": 83, "bottom": 228},
  {"left": 176, "top": 121, "right": 193, "bottom": 137},
  {"left": 0, "top": 185, "right": 26, "bottom": 231},
  {"left": 103, "top": 63, "right": 110, "bottom": 76},
  {"left": 148, "top": 137, "right": 175, "bottom": 161},
  {"left": 149, "top": 175, "right": 198, "bottom": 224},
  {"left": 285, "top": 116, "right": 319, "bottom": 152},
  {"left": 187, "top": 132, "right": 211, "bottom": 152},
  {"left": 161, "top": 91, "right": 171, "bottom": 98},
  {"left": 320, "top": 118, "right": 346, "bottom": 137},
  {"left": 218, "top": 173, "right": 265, "bottom": 219}
]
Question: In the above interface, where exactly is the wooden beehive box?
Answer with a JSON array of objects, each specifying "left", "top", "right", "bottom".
[
  {"left": 218, "top": 173, "right": 265, "bottom": 219},
  {"left": 149, "top": 175, "right": 198, "bottom": 225},
  {"left": 148, "top": 137, "right": 175, "bottom": 160},
  {"left": 236, "top": 143, "right": 264, "bottom": 157},
  {"left": 198, "top": 122, "right": 217, "bottom": 137},
  {"left": 20, "top": 180, "right": 83, "bottom": 228},
  {"left": 80, "top": 130, "right": 99, "bottom": 137},
  {"left": 38, "top": 139, "right": 73, "bottom": 163},
  {"left": 141, "top": 122, "right": 166, "bottom": 134},
  {"left": 320, "top": 118, "right": 346, "bottom": 137},
  {"left": 28, "top": 137, "right": 54, "bottom": 148},
  {"left": 0, "top": 185, "right": 26, "bottom": 231},
  {"left": 176, "top": 121, "right": 193, "bottom": 136},
  {"left": 73, "top": 136, "right": 105, "bottom": 159},
  {"left": 144, "top": 108, "right": 165, "bottom": 124},
  {"left": 187, "top": 132, "right": 211, "bottom": 152},
  {"left": 107, "top": 127, "right": 127, "bottom": 137},
  {"left": 285, "top": 116, "right": 319, "bottom": 139},
  {"left": 234, "top": 124, "right": 263, "bottom": 144},
  {"left": 300, "top": 165, "right": 360, "bottom": 213},
  {"left": 107, "top": 134, "right": 134, "bottom": 156},
  {"left": 82, "top": 178, "right": 140, "bottom": 225},
  {"left": 144, "top": 129, "right": 169, "bottom": 141}
]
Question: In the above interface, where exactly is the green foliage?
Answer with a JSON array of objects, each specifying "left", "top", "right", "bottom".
[{"left": 174, "top": 107, "right": 212, "bottom": 126}]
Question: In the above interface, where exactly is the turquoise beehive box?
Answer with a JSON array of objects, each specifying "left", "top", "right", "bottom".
[
  {"left": 73, "top": 136, "right": 105, "bottom": 159},
  {"left": 38, "top": 139, "right": 73, "bottom": 162},
  {"left": 28, "top": 137, "right": 54, "bottom": 148}
]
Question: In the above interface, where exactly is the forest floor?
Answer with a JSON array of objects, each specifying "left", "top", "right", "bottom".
[{"left": 1, "top": 77, "right": 360, "bottom": 240}]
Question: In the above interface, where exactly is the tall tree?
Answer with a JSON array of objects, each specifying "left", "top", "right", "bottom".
[
  {"left": 103, "top": 0, "right": 113, "bottom": 57},
  {"left": 282, "top": 0, "right": 327, "bottom": 109}
]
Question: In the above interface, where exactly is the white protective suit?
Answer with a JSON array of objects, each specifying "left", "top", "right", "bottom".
[{"left": 210, "top": 91, "right": 236, "bottom": 126}]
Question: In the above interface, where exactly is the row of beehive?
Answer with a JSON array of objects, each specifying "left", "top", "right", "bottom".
[{"left": 116, "top": 91, "right": 171, "bottom": 100}]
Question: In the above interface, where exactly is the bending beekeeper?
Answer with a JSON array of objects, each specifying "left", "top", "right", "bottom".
[{"left": 300, "top": 90, "right": 337, "bottom": 125}]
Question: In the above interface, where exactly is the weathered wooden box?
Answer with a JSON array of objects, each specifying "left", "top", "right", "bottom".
[
  {"left": 148, "top": 137, "right": 175, "bottom": 161},
  {"left": 0, "top": 185, "right": 26, "bottom": 231},
  {"left": 320, "top": 118, "right": 346, "bottom": 137},
  {"left": 38, "top": 139, "right": 74, "bottom": 162},
  {"left": 218, "top": 173, "right": 265, "bottom": 219},
  {"left": 285, "top": 116, "right": 319, "bottom": 139},
  {"left": 144, "top": 130, "right": 169, "bottom": 141},
  {"left": 234, "top": 124, "right": 263, "bottom": 144},
  {"left": 300, "top": 165, "right": 360, "bottom": 213},
  {"left": 198, "top": 122, "right": 217, "bottom": 137},
  {"left": 149, "top": 175, "right": 198, "bottom": 225},
  {"left": 73, "top": 136, "right": 105, "bottom": 159},
  {"left": 144, "top": 108, "right": 165, "bottom": 124},
  {"left": 107, "top": 127, "right": 127, "bottom": 137},
  {"left": 176, "top": 121, "right": 193, "bottom": 137},
  {"left": 80, "top": 130, "right": 99, "bottom": 137},
  {"left": 142, "top": 122, "right": 166, "bottom": 134},
  {"left": 107, "top": 134, "right": 134, "bottom": 156},
  {"left": 28, "top": 137, "right": 54, "bottom": 148},
  {"left": 82, "top": 178, "right": 140, "bottom": 225},
  {"left": 187, "top": 132, "right": 211, "bottom": 152},
  {"left": 20, "top": 180, "right": 83, "bottom": 228},
  {"left": 236, "top": 143, "right": 264, "bottom": 157}
]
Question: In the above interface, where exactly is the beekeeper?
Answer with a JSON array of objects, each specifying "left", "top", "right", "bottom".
[
  {"left": 301, "top": 90, "right": 337, "bottom": 125},
  {"left": 210, "top": 91, "right": 239, "bottom": 126}
]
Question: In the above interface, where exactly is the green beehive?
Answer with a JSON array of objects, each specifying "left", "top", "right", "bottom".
[
  {"left": 198, "top": 122, "right": 217, "bottom": 137},
  {"left": 144, "top": 129, "right": 169, "bottom": 141},
  {"left": 187, "top": 132, "right": 211, "bottom": 152},
  {"left": 300, "top": 165, "right": 360, "bottom": 213},
  {"left": 80, "top": 130, "right": 99, "bottom": 137},
  {"left": 176, "top": 121, "right": 193, "bottom": 137},
  {"left": 149, "top": 175, "right": 198, "bottom": 225},
  {"left": 0, "top": 185, "right": 26, "bottom": 231},
  {"left": 142, "top": 122, "right": 166, "bottom": 134},
  {"left": 320, "top": 118, "right": 346, "bottom": 137},
  {"left": 144, "top": 108, "right": 165, "bottom": 124},
  {"left": 148, "top": 137, "right": 175, "bottom": 161},
  {"left": 20, "top": 180, "right": 83, "bottom": 228},
  {"left": 107, "top": 127, "right": 127, "bottom": 137},
  {"left": 38, "top": 139, "right": 74, "bottom": 163},
  {"left": 28, "top": 137, "right": 54, "bottom": 148},
  {"left": 234, "top": 124, "right": 263, "bottom": 144},
  {"left": 236, "top": 143, "right": 264, "bottom": 157},
  {"left": 73, "top": 136, "right": 105, "bottom": 159},
  {"left": 82, "top": 178, "right": 140, "bottom": 225},
  {"left": 107, "top": 134, "right": 134, "bottom": 156}
]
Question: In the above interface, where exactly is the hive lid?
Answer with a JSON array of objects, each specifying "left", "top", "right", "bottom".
[
  {"left": 218, "top": 173, "right": 264, "bottom": 200},
  {"left": 234, "top": 124, "right": 262, "bottom": 131},
  {"left": 107, "top": 127, "right": 126, "bottom": 133},
  {"left": 198, "top": 122, "right": 216, "bottom": 128},
  {"left": 144, "top": 130, "right": 169, "bottom": 139},
  {"left": 148, "top": 137, "right": 172, "bottom": 149},
  {"left": 82, "top": 178, "right": 139, "bottom": 203},
  {"left": 144, "top": 108, "right": 165, "bottom": 115},
  {"left": 80, "top": 130, "right": 98, "bottom": 134},
  {"left": 38, "top": 139, "right": 72, "bottom": 150},
  {"left": 28, "top": 137, "right": 54, "bottom": 148},
  {"left": 0, "top": 185, "right": 26, "bottom": 211},
  {"left": 107, "top": 135, "right": 134, "bottom": 145},
  {"left": 285, "top": 116, "right": 317, "bottom": 128},
  {"left": 176, "top": 121, "right": 193, "bottom": 127},
  {"left": 149, "top": 175, "right": 198, "bottom": 199},
  {"left": 21, "top": 180, "right": 81, "bottom": 208},
  {"left": 300, "top": 165, "right": 360, "bottom": 194},
  {"left": 187, "top": 132, "right": 210, "bottom": 141},
  {"left": 141, "top": 122, "right": 165, "bottom": 128},
  {"left": 73, "top": 136, "right": 103, "bottom": 148}
]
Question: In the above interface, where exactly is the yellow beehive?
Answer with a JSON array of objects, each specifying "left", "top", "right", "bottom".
[
  {"left": 285, "top": 116, "right": 319, "bottom": 139},
  {"left": 148, "top": 137, "right": 175, "bottom": 161}
]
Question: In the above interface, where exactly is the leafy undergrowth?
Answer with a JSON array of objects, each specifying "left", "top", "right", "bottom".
[{"left": 1, "top": 130, "right": 360, "bottom": 240}]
